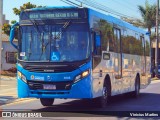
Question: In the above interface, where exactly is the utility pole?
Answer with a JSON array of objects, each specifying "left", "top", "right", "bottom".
[
  {"left": 155, "top": 0, "right": 159, "bottom": 78},
  {"left": 0, "top": 0, "right": 3, "bottom": 80}
]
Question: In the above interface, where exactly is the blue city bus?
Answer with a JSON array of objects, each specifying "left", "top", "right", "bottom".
[{"left": 10, "top": 7, "right": 151, "bottom": 107}]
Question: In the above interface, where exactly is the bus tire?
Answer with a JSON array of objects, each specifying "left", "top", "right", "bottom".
[
  {"left": 40, "top": 98, "right": 54, "bottom": 106},
  {"left": 94, "top": 80, "right": 111, "bottom": 108},
  {"left": 132, "top": 75, "right": 140, "bottom": 98}
]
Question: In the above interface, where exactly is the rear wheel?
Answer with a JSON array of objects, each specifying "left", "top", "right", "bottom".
[{"left": 40, "top": 98, "right": 54, "bottom": 106}]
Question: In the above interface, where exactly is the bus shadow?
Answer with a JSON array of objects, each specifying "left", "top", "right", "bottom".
[{"left": 32, "top": 93, "right": 160, "bottom": 113}]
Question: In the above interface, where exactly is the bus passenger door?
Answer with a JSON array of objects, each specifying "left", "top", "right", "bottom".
[
  {"left": 92, "top": 31, "right": 101, "bottom": 69},
  {"left": 91, "top": 31, "right": 102, "bottom": 97},
  {"left": 113, "top": 28, "right": 123, "bottom": 93}
]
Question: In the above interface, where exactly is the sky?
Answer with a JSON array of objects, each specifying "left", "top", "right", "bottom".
[{"left": 3, "top": 0, "right": 157, "bottom": 22}]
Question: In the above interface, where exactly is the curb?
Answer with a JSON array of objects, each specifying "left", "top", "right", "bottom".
[
  {"left": 0, "top": 77, "right": 16, "bottom": 81},
  {"left": 151, "top": 77, "right": 160, "bottom": 81}
]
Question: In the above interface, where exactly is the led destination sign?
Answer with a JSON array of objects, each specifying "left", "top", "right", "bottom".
[{"left": 29, "top": 12, "right": 79, "bottom": 19}]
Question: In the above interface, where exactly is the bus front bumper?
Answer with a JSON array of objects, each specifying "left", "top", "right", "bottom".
[{"left": 17, "top": 76, "right": 93, "bottom": 99}]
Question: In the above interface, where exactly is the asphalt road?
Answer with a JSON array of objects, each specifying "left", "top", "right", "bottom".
[{"left": 1, "top": 79, "right": 160, "bottom": 119}]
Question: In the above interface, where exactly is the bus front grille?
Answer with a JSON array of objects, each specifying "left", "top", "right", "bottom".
[{"left": 27, "top": 81, "right": 73, "bottom": 90}]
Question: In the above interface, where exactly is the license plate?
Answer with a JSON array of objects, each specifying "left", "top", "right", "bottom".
[{"left": 43, "top": 84, "right": 56, "bottom": 90}]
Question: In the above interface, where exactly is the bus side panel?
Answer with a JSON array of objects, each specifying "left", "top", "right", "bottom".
[
  {"left": 89, "top": 10, "right": 126, "bottom": 97},
  {"left": 88, "top": 9, "right": 151, "bottom": 98}
]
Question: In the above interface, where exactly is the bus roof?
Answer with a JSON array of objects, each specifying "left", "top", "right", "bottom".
[
  {"left": 24, "top": 6, "right": 78, "bottom": 11},
  {"left": 23, "top": 7, "right": 148, "bottom": 35}
]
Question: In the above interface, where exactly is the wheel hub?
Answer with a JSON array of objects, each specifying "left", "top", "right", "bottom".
[{"left": 103, "top": 87, "right": 107, "bottom": 99}]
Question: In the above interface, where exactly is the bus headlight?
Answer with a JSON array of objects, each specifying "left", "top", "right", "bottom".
[
  {"left": 82, "top": 70, "right": 89, "bottom": 77},
  {"left": 74, "top": 69, "right": 90, "bottom": 83},
  {"left": 22, "top": 74, "right": 27, "bottom": 83},
  {"left": 17, "top": 71, "right": 22, "bottom": 79},
  {"left": 17, "top": 71, "right": 27, "bottom": 83}
]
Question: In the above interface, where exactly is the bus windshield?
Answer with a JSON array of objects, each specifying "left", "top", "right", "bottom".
[{"left": 19, "top": 23, "right": 90, "bottom": 62}]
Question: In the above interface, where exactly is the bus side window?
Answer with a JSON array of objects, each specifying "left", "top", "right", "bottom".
[
  {"left": 91, "top": 30, "right": 101, "bottom": 69},
  {"left": 91, "top": 30, "right": 102, "bottom": 56}
]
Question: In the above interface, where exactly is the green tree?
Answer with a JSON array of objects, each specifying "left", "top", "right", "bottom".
[
  {"left": 13, "top": 2, "right": 36, "bottom": 15},
  {"left": 2, "top": 23, "right": 11, "bottom": 35},
  {"left": 13, "top": 2, "right": 42, "bottom": 16},
  {"left": 2, "top": 2, "right": 43, "bottom": 39},
  {"left": 138, "top": 0, "right": 156, "bottom": 34},
  {"left": 122, "top": 0, "right": 156, "bottom": 35}
]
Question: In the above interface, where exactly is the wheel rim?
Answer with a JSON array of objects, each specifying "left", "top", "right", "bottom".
[{"left": 103, "top": 86, "right": 108, "bottom": 100}]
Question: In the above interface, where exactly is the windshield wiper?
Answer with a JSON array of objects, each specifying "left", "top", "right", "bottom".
[
  {"left": 39, "top": 28, "right": 53, "bottom": 61},
  {"left": 39, "top": 32, "right": 45, "bottom": 60},
  {"left": 55, "top": 21, "right": 71, "bottom": 40},
  {"left": 27, "top": 31, "right": 33, "bottom": 61}
]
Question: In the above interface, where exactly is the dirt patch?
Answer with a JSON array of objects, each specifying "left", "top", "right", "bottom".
[{"left": 0, "top": 68, "right": 16, "bottom": 77}]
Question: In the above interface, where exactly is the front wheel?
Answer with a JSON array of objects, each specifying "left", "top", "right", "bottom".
[
  {"left": 40, "top": 98, "right": 54, "bottom": 106},
  {"left": 94, "top": 81, "right": 111, "bottom": 108}
]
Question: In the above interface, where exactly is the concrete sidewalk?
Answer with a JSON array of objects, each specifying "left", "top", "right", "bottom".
[
  {"left": 0, "top": 77, "right": 35, "bottom": 106},
  {"left": 0, "top": 76, "right": 17, "bottom": 106}
]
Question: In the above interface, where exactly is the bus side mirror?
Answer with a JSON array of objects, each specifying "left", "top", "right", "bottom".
[{"left": 10, "top": 22, "right": 19, "bottom": 49}]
